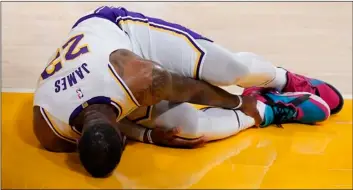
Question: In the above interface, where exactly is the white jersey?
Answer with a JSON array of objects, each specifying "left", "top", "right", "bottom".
[
  {"left": 34, "top": 15, "right": 140, "bottom": 143},
  {"left": 34, "top": 6, "right": 212, "bottom": 143}
]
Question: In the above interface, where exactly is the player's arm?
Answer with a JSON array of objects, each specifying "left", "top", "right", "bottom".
[
  {"left": 110, "top": 49, "right": 261, "bottom": 125},
  {"left": 33, "top": 106, "right": 77, "bottom": 152},
  {"left": 116, "top": 119, "right": 146, "bottom": 142},
  {"left": 111, "top": 49, "right": 243, "bottom": 107},
  {"left": 110, "top": 49, "right": 243, "bottom": 108},
  {"left": 118, "top": 118, "right": 205, "bottom": 148}
]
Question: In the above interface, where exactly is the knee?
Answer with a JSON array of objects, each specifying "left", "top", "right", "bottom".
[
  {"left": 197, "top": 41, "right": 252, "bottom": 86},
  {"left": 157, "top": 103, "right": 204, "bottom": 139},
  {"left": 201, "top": 51, "right": 276, "bottom": 87},
  {"left": 232, "top": 52, "right": 276, "bottom": 88},
  {"left": 201, "top": 57, "right": 251, "bottom": 86},
  {"left": 177, "top": 105, "right": 203, "bottom": 139},
  {"left": 178, "top": 109, "right": 203, "bottom": 139}
]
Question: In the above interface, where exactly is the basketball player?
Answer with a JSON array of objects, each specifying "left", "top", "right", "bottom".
[
  {"left": 78, "top": 6, "right": 341, "bottom": 147},
  {"left": 32, "top": 6, "right": 339, "bottom": 177}
]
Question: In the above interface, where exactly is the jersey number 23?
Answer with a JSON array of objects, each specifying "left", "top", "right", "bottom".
[{"left": 41, "top": 34, "right": 89, "bottom": 80}]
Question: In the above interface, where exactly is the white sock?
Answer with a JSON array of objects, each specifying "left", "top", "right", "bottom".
[
  {"left": 264, "top": 67, "right": 287, "bottom": 91},
  {"left": 256, "top": 100, "right": 267, "bottom": 122}
]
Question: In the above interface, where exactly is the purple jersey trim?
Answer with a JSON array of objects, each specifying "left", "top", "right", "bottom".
[
  {"left": 68, "top": 96, "right": 122, "bottom": 126},
  {"left": 72, "top": 6, "right": 213, "bottom": 42}
]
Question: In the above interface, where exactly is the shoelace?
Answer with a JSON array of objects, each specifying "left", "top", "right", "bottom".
[
  {"left": 262, "top": 93, "right": 311, "bottom": 128},
  {"left": 292, "top": 74, "right": 320, "bottom": 96},
  {"left": 270, "top": 102, "right": 297, "bottom": 128}
]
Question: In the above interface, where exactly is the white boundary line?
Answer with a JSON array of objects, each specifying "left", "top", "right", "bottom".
[
  {"left": 2, "top": 87, "right": 352, "bottom": 99},
  {"left": 2, "top": 88, "right": 35, "bottom": 93}
]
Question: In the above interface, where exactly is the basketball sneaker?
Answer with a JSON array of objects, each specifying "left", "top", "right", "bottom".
[
  {"left": 242, "top": 68, "right": 344, "bottom": 115},
  {"left": 281, "top": 68, "right": 344, "bottom": 114},
  {"left": 251, "top": 90, "right": 330, "bottom": 127}
]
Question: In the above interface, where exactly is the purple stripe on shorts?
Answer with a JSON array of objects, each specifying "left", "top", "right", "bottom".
[
  {"left": 71, "top": 6, "right": 209, "bottom": 79},
  {"left": 118, "top": 7, "right": 212, "bottom": 42},
  {"left": 72, "top": 6, "right": 213, "bottom": 42},
  {"left": 115, "top": 15, "right": 207, "bottom": 79},
  {"left": 147, "top": 17, "right": 212, "bottom": 42},
  {"left": 147, "top": 21, "right": 206, "bottom": 79}
]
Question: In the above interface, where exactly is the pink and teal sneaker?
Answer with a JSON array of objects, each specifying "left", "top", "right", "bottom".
[
  {"left": 242, "top": 68, "right": 344, "bottom": 115},
  {"left": 252, "top": 91, "right": 330, "bottom": 127},
  {"left": 281, "top": 68, "right": 344, "bottom": 114}
]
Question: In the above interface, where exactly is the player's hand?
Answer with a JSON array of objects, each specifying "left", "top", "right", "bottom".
[
  {"left": 145, "top": 126, "right": 206, "bottom": 149},
  {"left": 239, "top": 95, "right": 262, "bottom": 126}
]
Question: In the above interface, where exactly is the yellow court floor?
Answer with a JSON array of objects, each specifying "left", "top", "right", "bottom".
[{"left": 2, "top": 92, "right": 352, "bottom": 189}]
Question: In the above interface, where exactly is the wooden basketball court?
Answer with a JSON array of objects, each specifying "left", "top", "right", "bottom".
[{"left": 2, "top": 2, "right": 352, "bottom": 188}]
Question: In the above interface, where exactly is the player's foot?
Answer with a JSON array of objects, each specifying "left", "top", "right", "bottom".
[
  {"left": 242, "top": 68, "right": 344, "bottom": 115},
  {"left": 280, "top": 68, "right": 344, "bottom": 114},
  {"left": 255, "top": 91, "right": 330, "bottom": 128}
]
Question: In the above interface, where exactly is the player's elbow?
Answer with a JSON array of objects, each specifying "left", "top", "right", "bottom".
[{"left": 151, "top": 65, "right": 201, "bottom": 104}]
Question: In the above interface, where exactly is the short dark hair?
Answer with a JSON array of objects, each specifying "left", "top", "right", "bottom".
[{"left": 78, "top": 122, "right": 124, "bottom": 178}]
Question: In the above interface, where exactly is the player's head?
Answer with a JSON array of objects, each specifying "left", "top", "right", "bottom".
[{"left": 78, "top": 120, "right": 126, "bottom": 178}]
